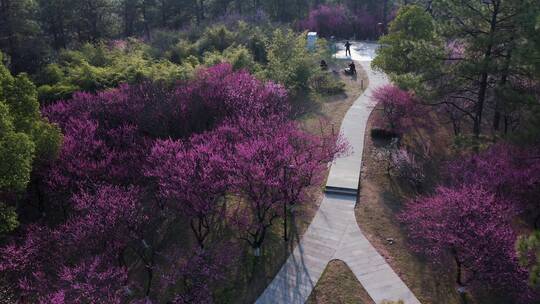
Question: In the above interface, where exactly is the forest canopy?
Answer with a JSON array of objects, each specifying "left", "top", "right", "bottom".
[{"left": 1, "top": 0, "right": 540, "bottom": 303}]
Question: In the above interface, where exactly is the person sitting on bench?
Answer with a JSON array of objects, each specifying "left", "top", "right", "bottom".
[
  {"left": 345, "top": 61, "right": 356, "bottom": 75},
  {"left": 320, "top": 59, "right": 328, "bottom": 70}
]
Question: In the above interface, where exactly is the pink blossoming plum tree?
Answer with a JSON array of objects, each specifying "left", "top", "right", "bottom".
[
  {"left": 399, "top": 185, "right": 532, "bottom": 301},
  {"left": 299, "top": 5, "right": 352, "bottom": 38},
  {"left": 447, "top": 143, "right": 540, "bottom": 224},
  {"left": 158, "top": 245, "right": 237, "bottom": 304},
  {"left": 372, "top": 84, "right": 416, "bottom": 132},
  {"left": 146, "top": 133, "right": 231, "bottom": 249},
  {"left": 1, "top": 63, "right": 346, "bottom": 302},
  {"left": 299, "top": 4, "right": 384, "bottom": 39},
  {"left": 1, "top": 186, "right": 143, "bottom": 302},
  {"left": 174, "top": 63, "right": 289, "bottom": 135},
  {"left": 229, "top": 120, "right": 346, "bottom": 251}
]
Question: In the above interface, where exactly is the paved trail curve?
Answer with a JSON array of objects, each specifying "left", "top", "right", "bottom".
[{"left": 255, "top": 42, "right": 421, "bottom": 304}]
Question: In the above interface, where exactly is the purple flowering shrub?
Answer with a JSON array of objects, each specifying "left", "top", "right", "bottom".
[
  {"left": 372, "top": 84, "right": 416, "bottom": 132},
  {"left": 1, "top": 63, "right": 345, "bottom": 302},
  {"left": 400, "top": 185, "right": 531, "bottom": 300},
  {"left": 400, "top": 143, "right": 540, "bottom": 302},
  {"left": 298, "top": 4, "right": 382, "bottom": 39}
]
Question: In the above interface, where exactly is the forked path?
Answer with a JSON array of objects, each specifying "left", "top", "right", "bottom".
[{"left": 255, "top": 42, "right": 421, "bottom": 304}]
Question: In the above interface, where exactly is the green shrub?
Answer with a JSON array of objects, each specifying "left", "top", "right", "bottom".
[
  {"left": 264, "top": 29, "right": 327, "bottom": 96},
  {"left": 78, "top": 43, "right": 112, "bottom": 67},
  {"left": 148, "top": 30, "right": 182, "bottom": 59},
  {"left": 225, "top": 46, "right": 258, "bottom": 71},
  {"left": 235, "top": 22, "right": 268, "bottom": 63},
  {"left": 38, "top": 84, "right": 79, "bottom": 103},
  {"left": 184, "top": 55, "right": 200, "bottom": 67},
  {"left": 0, "top": 202, "right": 18, "bottom": 235},
  {"left": 202, "top": 51, "right": 225, "bottom": 67},
  {"left": 169, "top": 40, "right": 198, "bottom": 64},
  {"left": 36, "top": 43, "right": 193, "bottom": 102},
  {"left": 452, "top": 134, "right": 492, "bottom": 152},
  {"left": 197, "top": 25, "right": 236, "bottom": 53},
  {"left": 309, "top": 72, "right": 345, "bottom": 95},
  {"left": 69, "top": 62, "right": 109, "bottom": 91},
  {"left": 35, "top": 64, "right": 64, "bottom": 85},
  {"left": 34, "top": 24, "right": 334, "bottom": 104},
  {"left": 248, "top": 31, "right": 268, "bottom": 63},
  {"left": 203, "top": 46, "right": 259, "bottom": 72}
]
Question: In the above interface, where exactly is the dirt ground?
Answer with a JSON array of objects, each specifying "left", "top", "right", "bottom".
[
  {"left": 300, "top": 59, "right": 369, "bottom": 139},
  {"left": 354, "top": 108, "right": 461, "bottom": 304},
  {"left": 306, "top": 259, "right": 375, "bottom": 304},
  {"left": 224, "top": 60, "right": 463, "bottom": 304}
]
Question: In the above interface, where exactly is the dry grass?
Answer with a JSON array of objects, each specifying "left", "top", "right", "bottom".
[
  {"left": 306, "top": 259, "right": 375, "bottom": 304},
  {"left": 354, "top": 108, "right": 461, "bottom": 304},
  {"left": 300, "top": 59, "right": 369, "bottom": 137}
]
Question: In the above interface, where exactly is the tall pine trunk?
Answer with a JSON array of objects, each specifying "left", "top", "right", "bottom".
[
  {"left": 473, "top": 1, "right": 500, "bottom": 138},
  {"left": 493, "top": 49, "right": 512, "bottom": 132}
]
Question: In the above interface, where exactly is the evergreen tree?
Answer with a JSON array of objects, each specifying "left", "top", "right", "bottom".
[
  {"left": 0, "top": 52, "right": 62, "bottom": 234},
  {"left": 0, "top": 0, "right": 48, "bottom": 73},
  {"left": 374, "top": 1, "right": 540, "bottom": 138}
]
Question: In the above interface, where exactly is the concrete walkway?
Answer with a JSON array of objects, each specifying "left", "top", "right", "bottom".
[{"left": 255, "top": 42, "right": 421, "bottom": 304}]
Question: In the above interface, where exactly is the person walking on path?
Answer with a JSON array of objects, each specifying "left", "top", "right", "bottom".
[{"left": 345, "top": 41, "right": 352, "bottom": 57}]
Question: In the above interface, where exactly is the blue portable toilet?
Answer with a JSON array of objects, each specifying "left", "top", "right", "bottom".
[{"left": 307, "top": 32, "right": 317, "bottom": 51}]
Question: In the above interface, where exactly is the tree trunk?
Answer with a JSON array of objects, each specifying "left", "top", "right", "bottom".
[
  {"left": 493, "top": 104, "right": 501, "bottom": 132},
  {"left": 145, "top": 257, "right": 154, "bottom": 296},
  {"left": 453, "top": 252, "right": 468, "bottom": 304},
  {"left": 196, "top": 0, "right": 205, "bottom": 25},
  {"left": 142, "top": 0, "right": 151, "bottom": 39},
  {"left": 87, "top": 1, "right": 99, "bottom": 42},
  {"left": 160, "top": 0, "right": 167, "bottom": 27},
  {"left": 451, "top": 114, "right": 461, "bottom": 136},
  {"left": 283, "top": 202, "right": 288, "bottom": 242},
  {"left": 534, "top": 213, "right": 540, "bottom": 230},
  {"left": 474, "top": 73, "right": 488, "bottom": 137},
  {"left": 455, "top": 254, "right": 463, "bottom": 286},
  {"left": 58, "top": 17, "right": 67, "bottom": 49},
  {"left": 382, "top": 0, "right": 389, "bottom": 34},
  {"left": 474, "top": 0, "right": 500, "bottom": 138},
  {"left": 124, "top": 2, "right": 131, "bottom": 37},
  {"left": 493, "top": 49, "right": 512, "bottom": 132},
  {"left": 190, "top": 216, "right": 210, "bottom": 249},
  {"left": 252, "top": 223, "right": 268, "bottom": 256}
]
